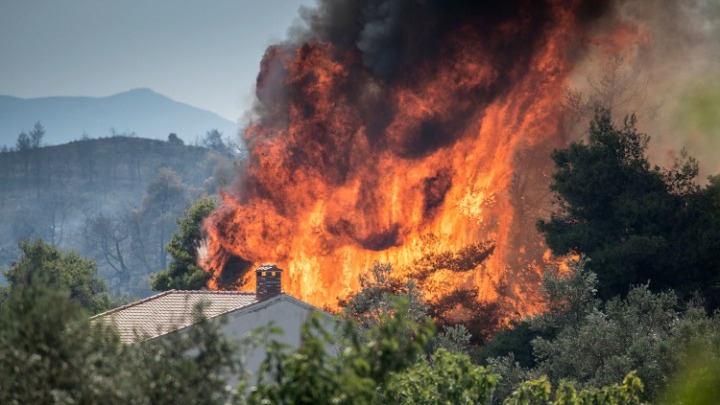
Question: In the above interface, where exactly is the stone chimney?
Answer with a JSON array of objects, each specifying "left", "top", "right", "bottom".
[{"left": 255, "top": 264, "right": 282, "bottom": 301}]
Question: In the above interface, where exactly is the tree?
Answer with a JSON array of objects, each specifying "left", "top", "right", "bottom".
[
  {"left": 15, "top": 131, "right": 31, "bottom": 151},
  {"left": 409, "top": 239, "right": 502, "bottom": 343},
  {"left": 246, "top": 294, "right": 657, "bottom": 405},
  {"left": 3, "top": 239, "right": 110, "bottom": 314},
  {"left": 671, "top": 173, "right": 720, "bottom": 307},
  {"left": 0, "top": 274, "right": 243, "bottom": 404},
  {"left": 151, "top": 196, "right": 216, "bottom": 291},
  {"left": 44, "top": 186, "right": 78, "bottom": 246},
  {"left": 134, "top": 168, "right": 189, "bottom": 272},
  {"left": 29, "top": 121, "right": 45, "bottom": 148},
  {"left": 0, "top": 278, "right": 127, "bottom": 404},
  {"left": 85, "top": 213, "right": 134, "bottom": 292},
  {"left": 167, "top": 132, "right": 184, "bottom": 145},
  {"left": 530, "top": 285, "right": 679, "bottom": 396},
  {"left": 202, "top": 129, "right": 229, "bottom": 153},
  {"left": 537, "top": 111, "right": 706, "bottom": 300}
]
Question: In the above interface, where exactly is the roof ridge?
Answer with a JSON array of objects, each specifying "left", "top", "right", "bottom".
[
  {"left": 172, "top": 290, "right": 255, "bottom": 295},
  {"left": 91, "top": 290, "right": 258, "bottom": 320},
  {"left": 90, "top": 289, "right": 178, "bottom": 319}
]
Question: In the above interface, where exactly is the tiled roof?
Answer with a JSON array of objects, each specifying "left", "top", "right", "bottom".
[{"left": 91, "top": 290, "right": 259, "bottom": 343}]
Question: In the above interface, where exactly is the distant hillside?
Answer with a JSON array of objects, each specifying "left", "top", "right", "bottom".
[
  {"left": 0, "top": 137, "right": 239, "bottom": 298},
  {"left": 0, "top": 88, "right": 238, "bottom": 147}
]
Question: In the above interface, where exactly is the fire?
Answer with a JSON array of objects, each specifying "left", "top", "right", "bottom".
[{"left": 201, "top": 1, "right": 635, "bottom": 320}]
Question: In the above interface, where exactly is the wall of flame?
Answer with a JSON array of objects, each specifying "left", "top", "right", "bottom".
[{"left": 200, "top": 0, "right": 637, "bottom": 319}]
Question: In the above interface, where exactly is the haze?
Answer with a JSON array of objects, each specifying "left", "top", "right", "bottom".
[{"left": 0, "top": 0, "right": 313, "bottom": 121}]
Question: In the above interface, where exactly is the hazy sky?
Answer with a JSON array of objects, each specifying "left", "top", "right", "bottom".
[{"left": 0, "top": 0, "right": 313, "bottom": 121}]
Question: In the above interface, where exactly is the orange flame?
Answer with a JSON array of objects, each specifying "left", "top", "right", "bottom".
[{"left": 201, "top": 1, "right": 635, "bottom": 321}]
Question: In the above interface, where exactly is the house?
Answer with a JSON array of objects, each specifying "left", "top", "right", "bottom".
[{"left": 91, "top": 264, "right": 335, "bottom": 376}]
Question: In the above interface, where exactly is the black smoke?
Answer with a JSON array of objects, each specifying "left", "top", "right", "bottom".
[
  {"left": 296, "top": 0, "right": 611, "bottom": 80},
  {"left": 248, "top": 0, "right": 616, "bottom": 161}
]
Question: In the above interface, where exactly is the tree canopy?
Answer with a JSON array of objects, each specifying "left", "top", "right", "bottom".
[
  {"left": 151, "top": 196, "right": 215, "bottom": 291},
  {"left": 3, "top": 239, "right": 110, "bottom": 314},
  {"left": 0, "top": 274, "right": 240, "bottom": 404},
  {"left": 486, "top": 258, "right": 720, "bottom": 403},
  {"left": 537, "top": 111, "right": 720, "bottom": 304}
]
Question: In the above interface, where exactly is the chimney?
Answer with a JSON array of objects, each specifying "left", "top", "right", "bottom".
[{"left": 256, "top": 264, "right": 282, "bottom": 301}]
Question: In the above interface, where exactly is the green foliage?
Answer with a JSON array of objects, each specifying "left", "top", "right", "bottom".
[
  {"left": 202, "top": 129, "right": 229, "bottom": 153},
  {"left": 29, "top": 121, "right": 45, "bottom": 148},
  {"left": 3, "top": 273, "right": 706, "bottom": 405},
  {"left": 530, "top": 285, "right": 678, "bottom": 394},
  {"left": 480, "top": 320, "right": 538, "bottom": 368},
  {"left": 0, "top": 273, "right": 249, "bottom": 405},
  {"left": 0, "top": 277, "right": 132, "bottom": 404},
  {"left": 504, "top": 372, "right": 647, "bottom": 405},
  {"left": 671, "top": 174, "right": 720, "bottom": 306},
  {"left": 487, "top": 258, "right": 720, "bottom": 402},
  {"left": 538, "top": 111, "right": 678, "bottom": 299},
  {"left": 538, "top": 111, "right": 720, "bottom": 306},
  {"left": 4, "top": 239, "right": 110, "bottom": 314},
  {"left": 383, "top": 348, "right": 498, "bottom": 404},
  {"left": 661, "top": 338, "right": 720, "bottom": 405},
  {"left": 245, "top": 299, "right": 435, "bottom": 405},
  {"left": 151, "top": 196, "right": 215, "bottom": 291},
  {"left": 245, "top": 295, "right": 654, "bottom": 405},
  {"left": 480, "top": 258, "right": 597, "bottom": 369},
  {"left": 530, "top": 257, "right": 599, "bottom": 333},
  {"left": 15, "top": 131, "right": 31, "bottom": 151},
  {"left": 433, "top": 323, "right": 473, "bottom": 354}
]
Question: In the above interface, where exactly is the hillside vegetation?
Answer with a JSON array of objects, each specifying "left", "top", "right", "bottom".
[{"left": 0, "top": 136, "right": 237, "bottom": 297}]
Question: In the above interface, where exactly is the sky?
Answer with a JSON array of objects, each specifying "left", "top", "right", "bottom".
[{"left": 0, "top": 0, "right": 314, "bottom": 121}]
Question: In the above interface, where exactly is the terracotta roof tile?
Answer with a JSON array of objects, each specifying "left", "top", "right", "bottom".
[{"left": 91, "top": 290, "right": 258, "bottom": 343}]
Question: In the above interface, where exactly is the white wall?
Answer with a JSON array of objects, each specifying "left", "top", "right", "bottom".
[{"left": 218, "top": 295, "right": 336, "bottom": 385}]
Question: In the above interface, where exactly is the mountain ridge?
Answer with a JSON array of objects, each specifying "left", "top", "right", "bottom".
[{"left": 0, "top": 88, "right": 238, "bottom": 147}]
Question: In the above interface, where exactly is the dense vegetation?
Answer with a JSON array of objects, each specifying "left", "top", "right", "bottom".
[
  {"left": 151, "top": 196, "right": 216, "bottom": 291},
  {"left": 538, "top": 111, "right": 720, "bottom": 306},
  {"left": 1, "top": 241, "right": 718, "bottom": 404},
  {"left": 0, "top": 244, "right": 654, "bottom": 404}
]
